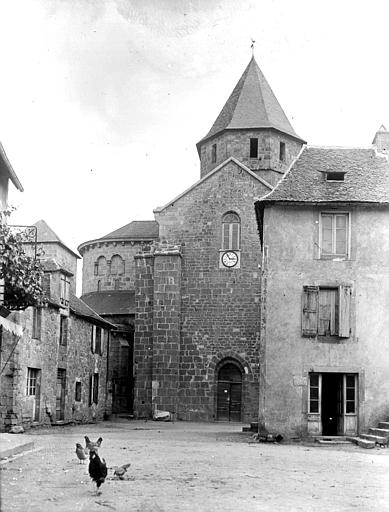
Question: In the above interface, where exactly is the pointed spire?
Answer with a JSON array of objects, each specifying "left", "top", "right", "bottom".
[{"left": 198, "top": 57, "right": 305, "bottom": 145}]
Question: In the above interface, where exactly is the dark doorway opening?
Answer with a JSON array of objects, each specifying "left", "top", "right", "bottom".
[
  {"left": 56, "top": 369, "right": 66, "bottom": 421},
  {"left": 321, "top": 373, "right": 342, "bottom": 435},
  {"left": 216, "top": 362, "right": 242, "bottom": 422}
]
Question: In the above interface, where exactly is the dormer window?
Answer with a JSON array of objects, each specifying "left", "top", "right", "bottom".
[
  {"left": 279, "top": 141, "right": 286, "bottom": 162},
  {"left": 211, "top": 143, "right": 217, "bottom": 163},
  {"left": 250, "top": 138, "right": 258, "bottom": 158},
  {"left": 326, "top": 172, "right": 345, "bottom": 181},
  {"left": 60, "top": 274, "right": 70, "bottom": 307}
]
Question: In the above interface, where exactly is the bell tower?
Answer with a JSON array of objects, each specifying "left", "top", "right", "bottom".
[{"left": 196, "top": 56, "right": 306, "bottom": 186}]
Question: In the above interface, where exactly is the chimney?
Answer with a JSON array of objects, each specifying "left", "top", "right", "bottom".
[{"left": 372, "top": 125, "right": 389, "bottom": 155}]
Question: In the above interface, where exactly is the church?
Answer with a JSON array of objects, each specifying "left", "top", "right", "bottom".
[{"left": 79, "top": 56, "right": 389, "bottom": 437}]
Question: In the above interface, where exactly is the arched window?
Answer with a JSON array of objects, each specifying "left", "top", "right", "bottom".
[
  {"left": 222, "top": 212, "right": 240, "bottom": 250},
  {"left": 110, "top": 255, "right": 124, "bottom": 275},
  {"left": 96, "top": 256, "right": 107, "bottom": 276}
]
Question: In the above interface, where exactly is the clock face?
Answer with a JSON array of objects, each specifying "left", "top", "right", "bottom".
[{"left": 221, "top": 251, "right": 238, "bottom": 268}]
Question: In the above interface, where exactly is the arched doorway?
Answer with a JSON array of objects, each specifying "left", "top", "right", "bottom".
[{"left": 216, "top": 361, "right": 242, "bottom": 421}]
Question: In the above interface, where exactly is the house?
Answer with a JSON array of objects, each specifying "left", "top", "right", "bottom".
[
  {"left": 0, "top": 220, "right": 114, "bottom": 431},
  {"left": 254, "top": 127, "right": 389, "bottom": 437}
]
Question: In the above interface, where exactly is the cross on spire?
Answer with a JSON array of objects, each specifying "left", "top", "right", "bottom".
[{"left": 251, "top": 38, "right": 255, "bottom": 56}]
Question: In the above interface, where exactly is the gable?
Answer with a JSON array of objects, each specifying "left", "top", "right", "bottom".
[{"left": 154, "top": 157, "right": 272, "bottom": 215}]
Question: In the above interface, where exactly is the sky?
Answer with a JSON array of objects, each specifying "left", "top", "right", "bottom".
[{"left": 1, "top": 0, "right": 389, "bottom": 259}]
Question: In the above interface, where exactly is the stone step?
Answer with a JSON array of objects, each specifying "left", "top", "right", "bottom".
[
  {"left": 346, "top": 436, "right": 376, "bottom": 449},
  {"left": 369, "top": 427, "right": 389, "bottom": 438},
  {"left": 315, "top": 437, "right": 352, "bottom": 445},
  {"left": 378, "top": 421, "right": 389, "bottom": 430},
  {"left": 360, "top": 434, "right": 388, "bottom": 444}
]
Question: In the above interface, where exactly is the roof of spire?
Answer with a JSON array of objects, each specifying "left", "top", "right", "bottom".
[{"left": 198, "top": 56, "right": 305, "bottom": 146}]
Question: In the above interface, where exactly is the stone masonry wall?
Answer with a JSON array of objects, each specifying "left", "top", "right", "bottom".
[
  {"left": 199, "top": 129, "right": 303, "bottom": 184},
  {"left": 0, "top": 305, "right": 110, "bottom": 431},
  {"left": 80, "top": 240, "right": 153, "bottom": 294},
  {"left": 133, "top": 253, "right": 154, "bottom": 418},
  {"left": 151, "top": 160, "right": 270, "bottom": 422},
  {"left": 151, "top": 246, "right": 181, "bottom": 415}
]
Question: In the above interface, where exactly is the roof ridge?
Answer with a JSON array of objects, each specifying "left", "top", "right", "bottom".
[{"left": 307, "top": 144, "right": 373, "bottom": 150}]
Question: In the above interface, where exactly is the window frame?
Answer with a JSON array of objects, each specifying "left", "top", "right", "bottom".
[
  {"left": 302, "top": 284, "right": 351, "bottom": 338},
  {"left": 26, "top": 368, "right": 39, "bottom": 396},
  {"left": 32, "top": 307, "right": 42, "bottom": 340},
  {"left": 279, "top": 141, "right": 286, "bottom": 162},
  {"left": 60, "top": 274, "right": 70, "bottom": 307},
  {"left": 90, "top": 373, "right": 99, "bottom": 405},
  {"left": 75, "top": 381, "right": 82, "bottom": 402},
  {"left": 250, "top": 138, "right": 258, "bottom": 158},
  {"left": 318, "top": 211, "right": 350, "bottom": 260},
  {"left": 59, "top": 315, "right": 68, "bottom": 346},
  {"left": 308, "top": 373, "right": 321, "bottom": 414},
  {"left": 211, "top": 143, "right": 217, "bottom": 163},
  {"left": 221, "top": 212, "right": 241, "bottom": 251}
]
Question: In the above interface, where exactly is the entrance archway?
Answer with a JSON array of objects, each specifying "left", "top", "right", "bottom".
[{"left": 216, "top": 361, "right": 242, "bottom": 421}]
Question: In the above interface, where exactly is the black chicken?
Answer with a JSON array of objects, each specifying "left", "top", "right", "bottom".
[
  {"left": 89, "top": 451, "right": 107, "bottom": 495},
  {"left": 84, "top": 435, "right": 103, "bottom": 453}
]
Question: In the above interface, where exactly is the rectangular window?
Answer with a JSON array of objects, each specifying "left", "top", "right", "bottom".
[
  {"left": 211, "top": 143, "right": 217, "bottom": 163},
  {"left": 59, "top": 316, "right": 68, "bottom": 346},
  {"left": 302, "top": 285, "right": 351, "bottom": 338},
  {"left": 75, "top": 381, "right": 82, "bottom": 402},
  {"left": 95, "top": 327, "right": 102, "bottom": 356},
  {"left": 90, "top": 373, "right": 99, "bottom": 405},
  {"left": 26, "top": 368, "right": 39, "bottom": 396},
  {"left": 279, "top": 141, "right": 286, "bottom": 161},
  {"left": 250, "top": 138, "right": 258, "bottom": 158},
  {"left": 309, "top": 373, "right": 320, "bottom": 413},
  {"left": 32, "top": 307, "right": 42, "bottom": 340},
  {"left": 60, "top": 275, "right": 70, "bottom": 306},
  {"left": 222, "top": 223, "right": 240, "bottom": 250},
  {"left": 91, "top": 325, "right": 96, "bottom": 353},
  {"left": 320, "top": 212, "right": 349, "bottom": 258}
]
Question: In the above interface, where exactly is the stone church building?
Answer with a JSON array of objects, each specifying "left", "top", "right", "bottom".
[{"left": 79, "top": 57, "right": 389, "bottom": 435}]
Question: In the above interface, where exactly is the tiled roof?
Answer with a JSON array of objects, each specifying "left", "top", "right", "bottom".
[
  {"left": 198, "top": 57, "right": 305, "bottom": 145},
  {"left": 0, "top": 142, "right": 23, "bottom": 191},
  {"left": 34, "top": 220, "right": 80, "bottom": 259},
  {"left": 41, "top": 258, "right": 73, "bottom": 275},
  {"left": 259, "top": 147, "right": 389, "bottom": 204},
  {"left": 80, "top": 291, "right": 135, "bottom": 316},
  {"left": 69, "top": 293, "right": 115, "bottom": 327},
  {"left": 101, "top": 220, "right": 159, "bottom": 240}
]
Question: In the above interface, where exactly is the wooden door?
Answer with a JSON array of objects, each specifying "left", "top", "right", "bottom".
[{"left": 216, "top": 362, "right": 242, "bottom": 422}]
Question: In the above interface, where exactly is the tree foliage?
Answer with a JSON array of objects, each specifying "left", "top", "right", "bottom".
[{"left": 0, "top": 213, "right": 46, "bottom": 310}]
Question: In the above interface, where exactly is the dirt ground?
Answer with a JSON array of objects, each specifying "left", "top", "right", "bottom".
[{"left": 1, "top": 420, "right": 389, "bottom": 512}]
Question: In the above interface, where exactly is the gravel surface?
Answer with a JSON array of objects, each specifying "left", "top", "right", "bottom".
[{"left": 1, "top": 420, "right": 389, "bottom": 512}]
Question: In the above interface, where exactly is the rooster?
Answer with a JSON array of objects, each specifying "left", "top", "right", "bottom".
[
  {"left": 113, "top": 463, "right": 131, "bottom": 480},
  {"left": 84, "top": 435, "right": 103, "bottom": 453},
  {"left": 89, "top": 451, "right": 107, "bottom": 495},
  {"left": 75, "top": 443, "right": 87, "bottom": 464}
]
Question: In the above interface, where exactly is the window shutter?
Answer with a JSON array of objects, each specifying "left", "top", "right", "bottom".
[
  {"left": 42, "top": 274, "right": 51, "bottom": 299},
  {"left": 339, "top": 284, "right": 351, "bottom": 337},
  {"left": 100, "top": 330, "right": 104, "bottom": 356},
  {"left": 302, "top": 286, "right": 319, "bottom": 336},
  {"left": 222, "top": 223, "right": 229, "bottom": 249}
]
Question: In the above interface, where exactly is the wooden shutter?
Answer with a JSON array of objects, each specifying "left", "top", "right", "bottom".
[
  {"left": 339, "top": 284, "right": 352, "bottom": 337},
  {"left": 302, "top": 286, "right": 319, "bottom": 336}
]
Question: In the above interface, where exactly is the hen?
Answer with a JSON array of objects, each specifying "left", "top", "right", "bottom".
[
  {"left": 84, "top": 435, "right": 103, "bottom": 453},
  {"left": 75, "top": 443, "right": 87, "bottom": 464},
  {"left": 89, "top": 451, "right": 108, "bottom": 495},
  {"left": 113, "top": 463, "right": 131, "bottom": 480}
]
